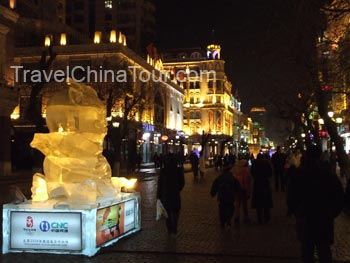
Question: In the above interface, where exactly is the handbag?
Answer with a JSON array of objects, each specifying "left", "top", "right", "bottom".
[{"left": 156, "top": 199, "right": 168, "bottom": 220}]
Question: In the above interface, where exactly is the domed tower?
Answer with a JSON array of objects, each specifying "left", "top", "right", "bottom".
[{"left": 206, "top": 44, "right": 221, "bottom": 60}]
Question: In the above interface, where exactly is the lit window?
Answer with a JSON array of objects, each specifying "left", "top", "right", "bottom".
[{"left": 105, "top": 0, "right": 112, "bottom": 8}]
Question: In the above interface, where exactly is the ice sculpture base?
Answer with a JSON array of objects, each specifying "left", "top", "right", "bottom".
[{"left": 2, "top": 192, "right": 141, "bottom": 257}]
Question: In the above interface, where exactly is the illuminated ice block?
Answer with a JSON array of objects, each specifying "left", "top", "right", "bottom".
[{"left": 29, "top": 81, "right": 120, "bottom": 205}]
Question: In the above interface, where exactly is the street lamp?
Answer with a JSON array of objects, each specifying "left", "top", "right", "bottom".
[{"left": 336, "top": 117, "right": 343, "bottom": 124}]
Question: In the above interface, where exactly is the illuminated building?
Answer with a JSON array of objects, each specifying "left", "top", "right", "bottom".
[
  {"left": 12, "top": 40, "right": 183, "bottom": 164},
  {"left": 249, "top": 107, "right": 268, "bottom": 147},
  {"left": 161, "top": 43, "right": 242, "bottom": 155},
  {"left": 66, "top": 0, "right": 155, "bottom": 54}
]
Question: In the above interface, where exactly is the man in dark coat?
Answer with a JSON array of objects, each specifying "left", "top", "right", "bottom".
[
  {"left": 157, "top": 153, "right": 185, "bottom": 235},
  {"left": 271, "top": 146, "right": 287, "bottom": 191},
  {"left": 287, "top": 145, "right": 344, "bottom": 263},
  {"left": 251, "top": 154, "right": 274, "bottom": 224},
  {"left": 211, "top": 161, "right": 241, "bottom": 228},
  {"left": 189, "top": 150, "right": 199, "bottom": 178}
]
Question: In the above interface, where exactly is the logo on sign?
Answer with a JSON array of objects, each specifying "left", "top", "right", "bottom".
[
  {"left": 26, "top": 216, "right": 34, "bottom": 228},
  {"left": 39, "top": 221, "right": 50, "bottom": 232}
]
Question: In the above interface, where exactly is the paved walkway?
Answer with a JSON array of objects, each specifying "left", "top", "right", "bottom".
[{"left": 1, "top": 165, "right": 350, "bottom": 262}]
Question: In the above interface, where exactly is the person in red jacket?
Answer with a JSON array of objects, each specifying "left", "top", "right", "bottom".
[{"left": 233, "top": 159, "right": 252, "bottom": 224}]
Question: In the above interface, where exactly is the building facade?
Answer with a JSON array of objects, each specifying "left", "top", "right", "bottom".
[
  {"left": 10, "top": 37, "right": 183, "bottom": 168},
  {"left": 161, "top": 44, "right": 242, "bottom": 156}
]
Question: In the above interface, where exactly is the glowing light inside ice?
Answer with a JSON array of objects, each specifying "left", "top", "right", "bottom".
[{"left": 29, "top": 81, "right": 137, "bottom": 206}]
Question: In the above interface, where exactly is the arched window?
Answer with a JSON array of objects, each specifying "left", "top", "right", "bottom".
[
  {"left": 190, "top": 52, "right": 201, "bottom": 59},
  {"left": 177, "top": 52, "right": 187, "bottom": 59}
]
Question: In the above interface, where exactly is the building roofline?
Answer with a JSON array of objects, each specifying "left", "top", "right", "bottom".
[{"left": 14, "top": 43, "right": 183, "bottom": 94}]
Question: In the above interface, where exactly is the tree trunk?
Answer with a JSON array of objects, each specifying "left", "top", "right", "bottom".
[
  {"left": 318, "top": 90, "right": 350, "bottom": 183},
  {"left": 110, "top": 127, "right": 121, "bottom": 177},
  {"left": 113, "top": 160, "right": 121, "bottom": 177}
]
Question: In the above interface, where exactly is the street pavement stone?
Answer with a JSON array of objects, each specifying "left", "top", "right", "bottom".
[{"left": 1, "top": 165, "right": 350, "bottom": 262}]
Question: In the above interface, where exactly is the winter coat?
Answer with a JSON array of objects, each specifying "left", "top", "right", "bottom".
[
  {"left": 287, "top": 160, "right": 344, "bottom": 244},
  {"left": 233, "top": 159, "right": 252, "bottom": 197},
  {"left": 271, "top": 151, "right": 286, "bottom": 174},
  {"left": 250, "top": 158, "right": 273, "bottom": 209},
  {"left": 157, "top": 155, "right": 185, "bottom": 211},
  {"left": 210, "top": 170, "right": 241, "bottom": 204}
]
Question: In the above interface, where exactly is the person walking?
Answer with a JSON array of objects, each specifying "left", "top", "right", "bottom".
[
  {"left": 285, "top": 149, "right": 302, "bottom": 216},
  {"left": 189, "top": 150, "right": 199, "bottom": 178},
  {"left": 210, "top": 161, "right": 242, "bottom": 228},
  {"left": 233, "top": 159, "right": 252, "bottom": 224},
  {"left": 250, "top": 153, "right": 273, "bottom": 224},
  {"left": 287, "top": 145, "right": 344, "bottom": 263},
  {"left": 156, "top": 153, "right": 185, "bottom": 235},
  {"left": 271, "top": 146, "right": 287, "bottom": 191},
  {"left": 153, "top": 152, "right": 160, "bottom": 168}
]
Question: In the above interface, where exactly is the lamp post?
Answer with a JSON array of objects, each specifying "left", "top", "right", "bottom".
[
  {"left": 335, "top": 116, "right": 343, "bottom": 134},
  {"left": 106, "top": 115, "right": 122, "bottom": 177},
  {"left": 161, "top": 134, "right": 168, "bottom": 154}
]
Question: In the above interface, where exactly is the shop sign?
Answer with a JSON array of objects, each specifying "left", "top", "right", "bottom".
[
  {"left": 10, "top": 211, "right": 82, "bottom": 251},
  {"left": 142, "top": 123, "right": 154, "bottom": 132}
]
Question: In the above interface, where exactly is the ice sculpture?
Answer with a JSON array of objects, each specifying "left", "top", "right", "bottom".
[{"left": 30, "top": 81, "right": 119, "bottom": 206}]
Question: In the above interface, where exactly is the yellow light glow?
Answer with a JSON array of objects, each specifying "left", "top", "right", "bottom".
[
  {"left": 9, "top": 0, "right": 16, "bottom": 9},
  {"left": 118, "top": 32, "right": 123, "bottom": 44},
  {"left": 94, "top": 31, "right": 102, "bottom": 44},
  {"left": 336, "top": 117, "right": 343, "bottom": 124},
  {"left": 126, "top": 178, "right": 137, "bottom": 189},
  {"left": 58, "top": 124, "right": 64, "bottom": 133},
  {"left": 110, "top": 30, "right": 117, "bottom": 43},
  {"left": 60, "top": 33, "right": 66, "bottom": 45},
  {"left": 44, "top": 35, "right": 51, "bottom": 47},
  {"left": 31, "top": 174, "right": 49, "bottom": 202},
  {"left": 123, "top": 35, "right": 127, "bottom": 46},
  {"left": 111, "top": 177, "right": 138, "bottom": 192},
  {"left": 10, "top": 105, "right": 20, "bottom": 119}
]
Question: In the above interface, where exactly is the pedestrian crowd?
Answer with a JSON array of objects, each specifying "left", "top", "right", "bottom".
[{"left": 156, "top": 145, "right": 348, "bottom": 263}]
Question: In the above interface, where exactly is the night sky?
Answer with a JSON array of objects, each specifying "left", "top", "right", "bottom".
[{"left": 155, "top": 0, "right": 297, "bottom": 143}]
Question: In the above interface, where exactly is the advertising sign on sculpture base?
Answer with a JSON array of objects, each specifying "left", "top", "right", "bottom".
[{"left": 2, "top": 193, "right": 141, "bottom": 257}]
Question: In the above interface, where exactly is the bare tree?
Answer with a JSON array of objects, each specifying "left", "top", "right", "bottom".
[{"left": 99, "top": 58, "right": 148, "bottom": 177}]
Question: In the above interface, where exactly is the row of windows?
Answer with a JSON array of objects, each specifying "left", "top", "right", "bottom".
[
  {"left": 117, "top": 0, "right": 136, "bottom": 9},
  {"left": 178, "top": 80, "right": 224, "bottom": 90}
]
